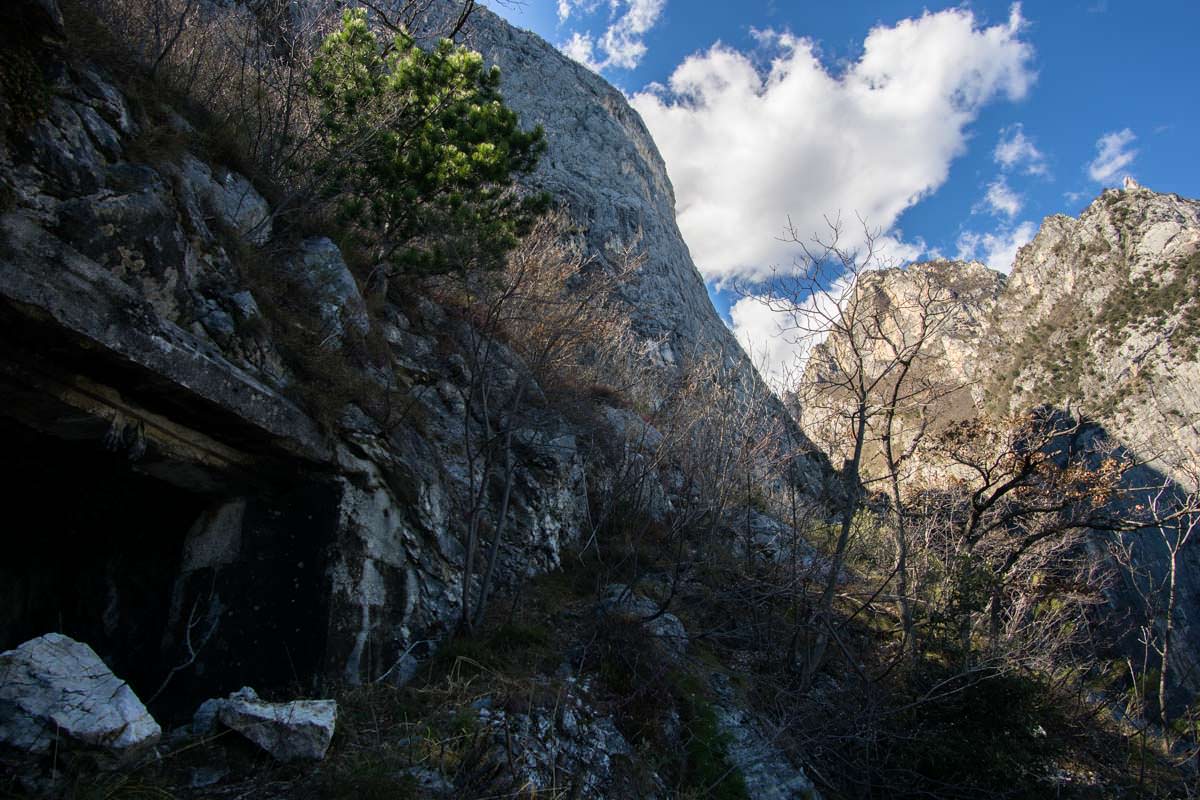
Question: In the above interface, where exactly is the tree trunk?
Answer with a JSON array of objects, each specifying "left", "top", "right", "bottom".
[{"left": 802, "top": 401, "right": 866, "bottom": 686}]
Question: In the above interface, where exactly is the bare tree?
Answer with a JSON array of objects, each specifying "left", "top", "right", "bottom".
[
  {"left": 1109, "top": 475, "right": 1200, "bottom": 724},
  {"left": 744, "top": 214, "right": 964, "bottom": 681},
  {"left": 917, "top": 410, "right": 1131, "bottom": 669},
  {"left": 441, "top": 212, "right": 637, "bottom": 632}
]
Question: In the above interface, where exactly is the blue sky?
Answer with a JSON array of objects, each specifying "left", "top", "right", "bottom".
[{"left": 486, "top": 1, "right": 1200, "bottom": 375}]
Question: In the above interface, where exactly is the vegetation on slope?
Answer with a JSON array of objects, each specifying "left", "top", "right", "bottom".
[{"left": 3, "top": 1, "right": 1200, "bottom": 798}]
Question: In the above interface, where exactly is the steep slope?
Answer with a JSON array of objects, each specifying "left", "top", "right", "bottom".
[
  {"left": 436, "top": 3, "right": 727, "bottom": 366},
  {"left": 0, "top": 2, "right": 827, "bottom": 795}
]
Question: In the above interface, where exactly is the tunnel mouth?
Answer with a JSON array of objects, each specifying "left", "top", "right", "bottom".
[{"left": 0, "top": 413, "right": 214, "bottom": 711}]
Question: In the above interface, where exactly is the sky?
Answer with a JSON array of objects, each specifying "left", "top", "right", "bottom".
[{"left": 486, "top": 1, "right": 1200, "bottom": 384}]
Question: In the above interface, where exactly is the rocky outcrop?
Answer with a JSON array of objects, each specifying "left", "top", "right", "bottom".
[
  {"left": 0, "top": 634, "right": 160, "bottom": 754},
  {"left": 424, "top": 2, "right": 737, "bottom": 372},
  {"left": 980, "top": 186, "right": 1200, "bottom": 485},
  {"left": 0, "top": 37, "right": 587, "bottom": 714},
  {"left": 799, "top": 258, "right": 1006, "bottom": 474},
  {"left": 801, "top": 188, "right": 1200, "bottom": 489},
  {"left": 414, "top": 1, "right": 831, "bottom": 494}
]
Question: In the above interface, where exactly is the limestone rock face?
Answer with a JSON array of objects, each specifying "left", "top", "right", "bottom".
[
  {"left": 799, "top": 258, "right": 1006, "bottom": 473},
  {"left": 414, "top": 2, "right": 831, "bottom": 493},
  {"left": 0, "top": 54, "right": 587, "bottom": 706},
  {"left": 177, "top": 155, "right": 272, "bottom": 246},
  {"left": 0, "top": 634, "right": 160, "bottom": 753},
  {"left": 980, "top": 186, "right": 1200, "bottom": 486},
  {"left": 801, "top": 188, "right": 1200, "bottom": 488},
  {"left": 282, "top": 237, "right": 371, "bottom": 345},
  {"left": 432, "top": 3, "right": 726, "bottom": 366}
]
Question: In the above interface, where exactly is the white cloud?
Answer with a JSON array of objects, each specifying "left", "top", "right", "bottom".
[
  {"left": 730, "top": 295, "right": 805, "bottom": 391},
  {"left": 557, "top": 0, "right": 603, "bottom": 23},
  {"left": 729, "top": 235, "right": 919, "bottom": 388},
  {"left": 630, "top": 4, "right": 1034, "bottom": 283},
  {"left": 561, "top": 31, "right": 603, "bottom": 71},
  {"left": 956, "top": 220, "right": 1037, "bottom": 273},
  {"left": 982, "top": 176, "right": 1023, "bottom": 218},
  {"left": 1087, "top": 128, "right": 1137, "bottom": 184},
  {"left": 730, "top": 281, "right": 849, "bottom": 391},
  {"left": 994, "top": 123, "right": 1047, "bottom": 175},
  {"left": 558, "top": 0, "right": 666, "bottom": 71}
]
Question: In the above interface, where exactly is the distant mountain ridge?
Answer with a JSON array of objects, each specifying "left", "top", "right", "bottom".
[
  {"left": 802, "top": 184, "right": 1200, "bottom": 487},
  {"left": 979, "top": 185, "right": 1200, "bottom": 484}
]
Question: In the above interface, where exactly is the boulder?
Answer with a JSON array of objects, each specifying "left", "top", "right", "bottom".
[
  {"left": 283, "top": 237, "right": 370, "bottom": 345},
  {"left": 0, "top": 633, "right": 160, "bottom": 753},
  {"left": 597, "top": 584, "right": 688, "bottom": 660},
  {"left": 728, "top": 508, "right": 817, "bottom": 565},
  {"left": 178, "top": 155, "right": 273, "bottom": 246},
  {"left": 195, "top": 687, "right": 336, "bottom": 761}
]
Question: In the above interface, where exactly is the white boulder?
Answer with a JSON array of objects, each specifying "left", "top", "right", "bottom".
[
  {"left": 197, "top": 687, "right": 337, "bottom": 761},
  {"left": 0, "top": 633, "right": 160, "bottom": 753},
  {"left": 597, "top": 584, "right": 688, "bottom": 661}
]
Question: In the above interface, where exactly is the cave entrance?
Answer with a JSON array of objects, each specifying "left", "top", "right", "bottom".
[{"left": 0, "top": 414, "right": 213, "bottom": 706}]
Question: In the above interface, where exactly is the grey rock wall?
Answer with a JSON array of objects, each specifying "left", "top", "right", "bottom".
[{"left": 0, "top": 52, "right": 587, "bottom": 709}]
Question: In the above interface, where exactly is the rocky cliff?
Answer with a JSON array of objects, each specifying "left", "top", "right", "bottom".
[
  {"left": 0, "top": 1, "right": 824, "bottom": 795},
  {"left": 429, "top": 1, "right": 740, "bottom": 374},
  {"left": 801, "top": 184, "right": 1200, "bottom": 708},
  {"left": 799, "top": 258, "right": 1006, "bottom": 472},
  {"left": 980, "top": 185, "right": 1200, "bottom": 485},
  {"left": 802, "top": 184, "right": 1200, "bottom": 485}
]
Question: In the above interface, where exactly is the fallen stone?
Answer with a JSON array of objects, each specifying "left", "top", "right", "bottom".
[
  {"left": 0, "top": 633, "right": 160, "bottom": 753},
  {"left": 202, "top": 687, "right": 337, "bottom": 761},
  {"left": 597, "top": 584, "right": 688, "bottom": 661}
]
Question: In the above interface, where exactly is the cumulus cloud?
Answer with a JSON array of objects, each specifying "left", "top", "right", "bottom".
[
  {"left": 982, "top": 176, "right": 1023, "bottom": 218},
  {"left": 730, "top": 279, "right": 851, "bottom": 391},
  {"left": 561, "top": 31, "right": 602, "bottom": 71},
  {"left": 994, "top": 123, "right": 1047, "bottom": 175},
  {"left": 984, "top": 177, "right": 1022, "bottom": 220},
  {"left": 557, "top": 0, "right": 603, "bottom": 23},
  {"left": 630, "top": 4, "right": 1034, "bottom": 283},
  {"left": 558, "top": 0, "right": 666, "bottom": 71},
  {"left": 1087, "top": 128, "right": 1138, "bottom": 184},
  {"left": 956, "top": 220, "right": 1037, "bottom": 273}
]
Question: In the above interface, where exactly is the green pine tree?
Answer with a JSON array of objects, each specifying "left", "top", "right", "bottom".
[{"left": 308, "top": 9, "right": 547, "bottom": 276}]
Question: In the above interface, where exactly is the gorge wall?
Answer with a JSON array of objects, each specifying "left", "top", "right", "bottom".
[{"left": 801, "top": 184, "right": 1200, "bottom": 703}]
